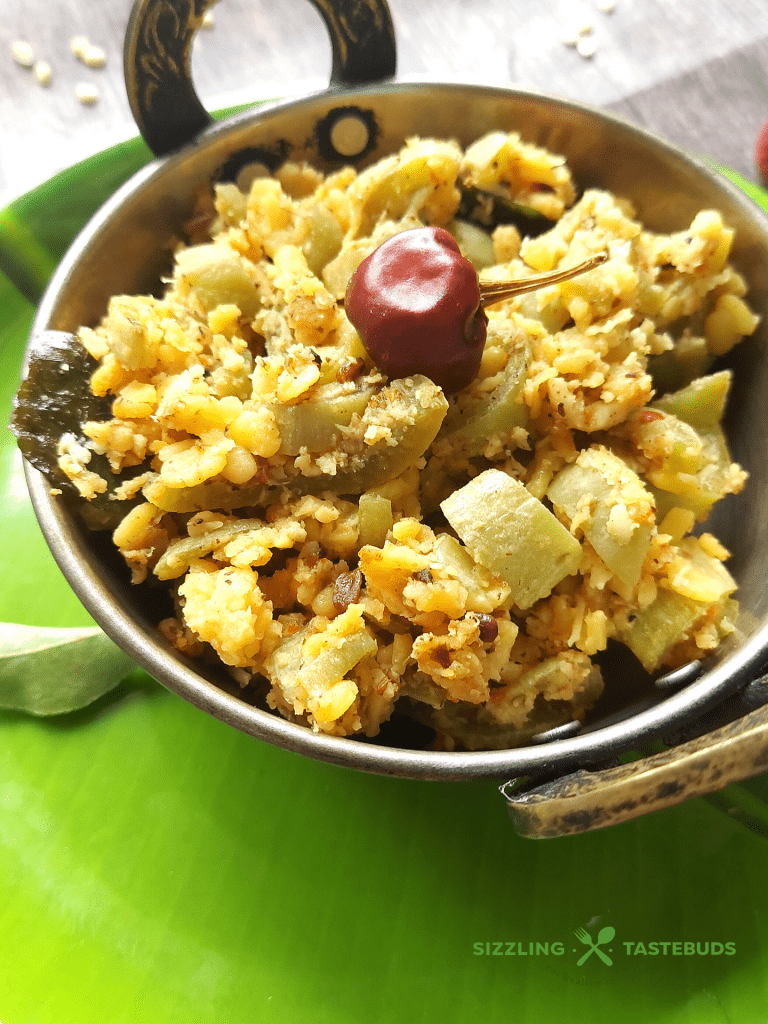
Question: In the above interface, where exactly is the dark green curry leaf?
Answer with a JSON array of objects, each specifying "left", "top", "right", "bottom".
[
  {"left": 0, "top": 623, "right": 137, "bottom": 715},
  {"left": 10, "top": 329, "right": 143, "bottom": 530},
  {"left": 457, "top": 184, "right": 549, "bottom": 234}
]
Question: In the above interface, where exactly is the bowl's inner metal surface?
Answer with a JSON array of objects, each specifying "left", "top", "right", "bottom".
[{"left": 26, "top": 83, "right": 768, "bottom": 780}]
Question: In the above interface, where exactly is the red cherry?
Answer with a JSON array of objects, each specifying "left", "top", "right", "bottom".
[{"left": 345, "top": 226, "right": 488, "bottom": 394}]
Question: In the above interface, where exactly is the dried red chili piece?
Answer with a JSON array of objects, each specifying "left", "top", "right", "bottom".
[
  {"left": 332, "top": 568, "right": 364, "bottom": 612},
  {"left": 336, "top": 357, "right": 366, "bottom": 383}
]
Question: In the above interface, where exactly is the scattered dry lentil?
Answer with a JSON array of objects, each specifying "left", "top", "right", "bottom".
[
  {"left": 11, "top": 40, "right": 35, "bottom": 68},
  {"left": 74, "top": 82, "right": 99, "bottom": 106},
  {"left": 33, "top": 60, "right": 52, "bottom": 86}
]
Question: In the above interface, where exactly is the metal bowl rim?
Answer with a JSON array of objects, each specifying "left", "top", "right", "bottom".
[{"left": 24, "top": 78, "right": 768, "bottom": 780}]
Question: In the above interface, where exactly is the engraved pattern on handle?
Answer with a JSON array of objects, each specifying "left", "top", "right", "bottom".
[
  {"left": 124, "top": 0, "right": 396, "bottom": 158},
  {"left": 312, "top": 0, "right": 396, "bottom": 85},
  {"left": 501, "top": 699, "right": 768, "bottom": 838},
  {"left": 125, "top": 0, "right": 212, "bottom": 157}
]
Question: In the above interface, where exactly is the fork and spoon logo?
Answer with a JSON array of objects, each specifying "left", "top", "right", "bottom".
[{"left": 574, "top": 925, "right": 615, "bottom": 966}]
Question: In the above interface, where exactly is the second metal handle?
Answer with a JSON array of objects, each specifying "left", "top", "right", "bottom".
[
  {"left": 124, "top": 0, "right": 397, "bottom": 157},
  {"left": 502, "top": 701, "right": 768, "bottom": 838}
]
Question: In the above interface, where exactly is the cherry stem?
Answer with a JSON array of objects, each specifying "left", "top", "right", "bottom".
[{"left": 479, "top": 252, "right": 608, "bottom": 308}]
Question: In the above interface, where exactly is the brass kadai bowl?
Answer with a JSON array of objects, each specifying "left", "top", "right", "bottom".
[{"left": 14, "top": 0, "right": 768, "bottom": 835}]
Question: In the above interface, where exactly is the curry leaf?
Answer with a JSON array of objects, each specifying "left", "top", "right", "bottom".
[{"left": 0, "top": 623, "right": 137, "bottom": 715}]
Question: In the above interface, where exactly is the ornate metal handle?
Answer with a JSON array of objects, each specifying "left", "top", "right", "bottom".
[
  {"left": 501, "top": 701, "right": 768, "bottom": 838},
  {"left": 124, "top": 0, "right": 397, "bottom": 157}
]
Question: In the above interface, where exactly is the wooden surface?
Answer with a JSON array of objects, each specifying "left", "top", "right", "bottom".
[{"left": 2, "top": 0, "right": 768, "bottom": 205}]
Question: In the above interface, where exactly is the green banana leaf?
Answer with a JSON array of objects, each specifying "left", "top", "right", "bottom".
[{"left": 3, "top": 137, "right": 768, "bottom": 1024}]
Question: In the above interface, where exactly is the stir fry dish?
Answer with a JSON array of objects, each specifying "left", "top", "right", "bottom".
[{"left": 13, "top": 131, "right": 759, "bottom": 749}]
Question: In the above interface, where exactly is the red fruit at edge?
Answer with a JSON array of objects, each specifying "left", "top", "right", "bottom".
[
  {"left": 756, "top": 118, "right": 768, "bottom": 186},
  {"left": 344, "top": 226, "right": 488, "bottom": 394}
]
